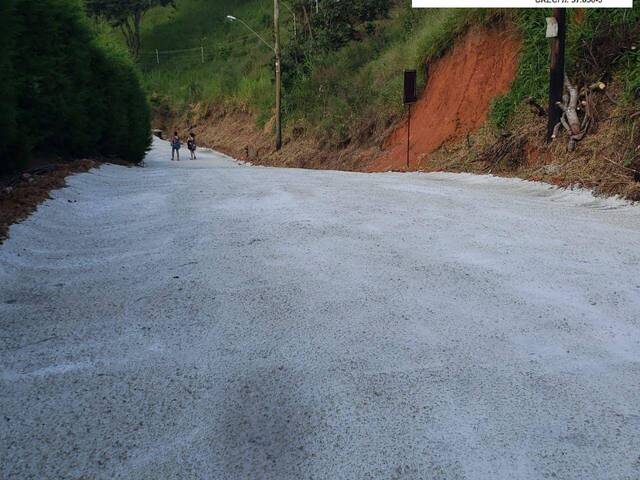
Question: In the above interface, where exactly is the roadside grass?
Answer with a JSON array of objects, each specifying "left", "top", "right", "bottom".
[
  {"left": 135, "top": 0, "right": 276, "bottom": 117},
  {"left": 491, "top": 7, "right": 640, "bottom": 128}
]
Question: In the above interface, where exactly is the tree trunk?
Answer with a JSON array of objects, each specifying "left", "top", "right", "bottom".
[
  {"left": 120, "top": 11, "right": 142, "bottom": 60},
  {"left": 562, "top": 74, "right": 581, "bottom": 135},
  {"left": 132, "top": 10, "right": 142, "bottom": 60},
  {"left": 301, "top": 5, "right": 314, "bottom": 42}
]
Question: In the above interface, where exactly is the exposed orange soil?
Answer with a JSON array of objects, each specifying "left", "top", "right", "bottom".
[
  {"left": 371, "top": 26, "right": 521, "bottom": 172},
  {"left": 0, "top": 159, "right": 98, "bottom": 243}
]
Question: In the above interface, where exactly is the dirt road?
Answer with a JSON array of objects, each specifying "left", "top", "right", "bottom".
[{"left": 2, "top": 139, "right": 639, "bottom": 479}]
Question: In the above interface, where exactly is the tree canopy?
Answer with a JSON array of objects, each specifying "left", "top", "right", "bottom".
[{"left": 85, "top": 0, "right": 174, "bottom": 58}]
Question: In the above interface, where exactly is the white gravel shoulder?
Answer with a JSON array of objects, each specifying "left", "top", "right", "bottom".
[{"left": 1, "top": 137, "right": 640, "bottom": 479}]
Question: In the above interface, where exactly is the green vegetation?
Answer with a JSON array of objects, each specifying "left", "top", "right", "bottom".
[
  {"left": 103, "top": 1, "right": 638, "bottom": 147},
  {"left": 134, "top": 0, "right": 276, "bottom": 116},
  {"left": 86, "top": 0, "right": 175, "bottom": 59},
  {"left": 0, "top": 0, "right": 151, "bottom": 174},
  {"left": 135, "top": 2, "right": 485, "bottom": 144},
  {"left": 1, "top": 0, "right": 636, "bottom": 173},
  {"left": 0, "top": 0, "right": 19, "bottom": 171},
  {"left": 492, "top": 8, "right": 640, "bottom": 128}
]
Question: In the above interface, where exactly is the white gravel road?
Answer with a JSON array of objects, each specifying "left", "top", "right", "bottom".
[{"left": 1, "top": 138, "right": 640, "bottom": 479}]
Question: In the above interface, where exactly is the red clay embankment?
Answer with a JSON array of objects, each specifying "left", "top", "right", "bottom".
[{"left": 371, "top": 26, "right": 521, "bottom": 172}]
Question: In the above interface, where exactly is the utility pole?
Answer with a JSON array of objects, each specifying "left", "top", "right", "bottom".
[
  {"left": 226, "top": 13, "right": 281, "bottom": 150},
  {"left": 274, "top": 0, "right": 282, "bottom": 151},
  {"left": 546, "top": 8, "right": 566, "bottom": 142}
]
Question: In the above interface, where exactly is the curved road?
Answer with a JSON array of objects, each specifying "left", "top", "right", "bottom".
[{"left": 2, "top": 139, "right": 640, "bottom": 479}]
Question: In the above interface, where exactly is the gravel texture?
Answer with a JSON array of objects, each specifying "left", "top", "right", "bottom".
[{"left": 1, "top": 138, "right": 640, "bottom": 479}]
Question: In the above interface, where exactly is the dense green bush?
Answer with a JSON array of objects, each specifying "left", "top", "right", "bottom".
[
  {"left": 0, "top": 0, "right": 150, "bottom": 174},
  {"left": 305, "top": 0, "right": 390, "bottom": 51},
  {"left": 89, "top": 42, "right": 152, "bottom": 162},
  {"left": 0, "top": 0, "right": 20, "bottom": 172}
]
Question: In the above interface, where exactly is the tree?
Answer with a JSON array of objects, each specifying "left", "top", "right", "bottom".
[
  {"left": 287, "top": 0, "right": 389, "bottom": 52},
  {"left": 1, "top": 0, "right": 150, "bottom": 174},
  {"left": 0, "top": 0, "right": 18, "bottom": 170},
  {"left": 85, "top": 0, "right": 174, "bottom": 59}
]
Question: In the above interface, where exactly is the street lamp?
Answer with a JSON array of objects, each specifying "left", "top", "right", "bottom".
[
  {"left": 226, "top": 7, "right": 282, "bottom": 151},
  {"left": 226, "top": 15, "right": 274, "bottom": 52}
]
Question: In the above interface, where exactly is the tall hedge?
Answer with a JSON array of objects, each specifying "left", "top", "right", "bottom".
[
  {"left": 0, "top": 0, "right": 19, "bottom": 171},
  {"left": 0, "top": 0, "right": 150, "bottom": 174}
]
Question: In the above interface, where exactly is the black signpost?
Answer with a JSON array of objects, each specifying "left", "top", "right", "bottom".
[{"left": 403, "top": 70, "right": 417, "bottom": 170}]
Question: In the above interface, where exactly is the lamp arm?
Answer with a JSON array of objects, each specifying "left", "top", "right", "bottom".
[{"left": 236, "top": 18, "right": 275, "bottom": 52}]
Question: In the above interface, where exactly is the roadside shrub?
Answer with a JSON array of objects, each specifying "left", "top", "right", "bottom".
[
  {"left": 0, "top": 0, "right": 150, "bottom": 174},
  {"left": 0, "top": 0, "right": 20, "bottom": 171},
  {"left": 305, "top": 0, "right": 390, "bottom": 51},
  {"left": 90, "top": 42, "right": 151, "bottom": 163}
]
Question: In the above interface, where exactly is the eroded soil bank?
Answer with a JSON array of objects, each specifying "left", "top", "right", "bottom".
[{"left": 373, "top": 26, "right": 521, "bottom": 172}]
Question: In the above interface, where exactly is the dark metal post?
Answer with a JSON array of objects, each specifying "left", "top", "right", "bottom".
[
  {"left": 403, "top": 69, "right": 417, "bottom": 171},
  {"left": 406, "top": 104, "right": 411, "bottom": 170},
  {"left": 547, "top": 8, "right": 566, "bottom": 142}
]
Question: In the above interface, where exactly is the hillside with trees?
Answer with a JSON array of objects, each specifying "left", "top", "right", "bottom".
[
  {"left": 9, "top": 0, "right": 635, "bottom": 197},
  {"left": 118, "top": 1, "right": 639, "bottom": 198}
]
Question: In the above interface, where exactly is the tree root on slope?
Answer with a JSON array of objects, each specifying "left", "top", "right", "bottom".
[{"left": 551, "top": 74, "right": 605, "bottom": 151}]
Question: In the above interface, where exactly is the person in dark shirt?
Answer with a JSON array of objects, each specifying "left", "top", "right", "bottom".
[
  {"left": 187, "top": 133, "right": 197, "bottom": 160},
  {"left": 171, "top": 132, "right": 181, "bottom": 161}
]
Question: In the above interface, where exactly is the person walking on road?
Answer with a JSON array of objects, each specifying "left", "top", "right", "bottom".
[
  {"left": 171, "top": 132, "right": 181, "bottom": 161},
  {"left": 187, "top": 133, "right": 197, "bottom": 160}
]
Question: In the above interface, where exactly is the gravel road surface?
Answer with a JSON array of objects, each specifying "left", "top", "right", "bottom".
[{"left": 2, "top": 138, "right": 639, "bottom": 479}]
